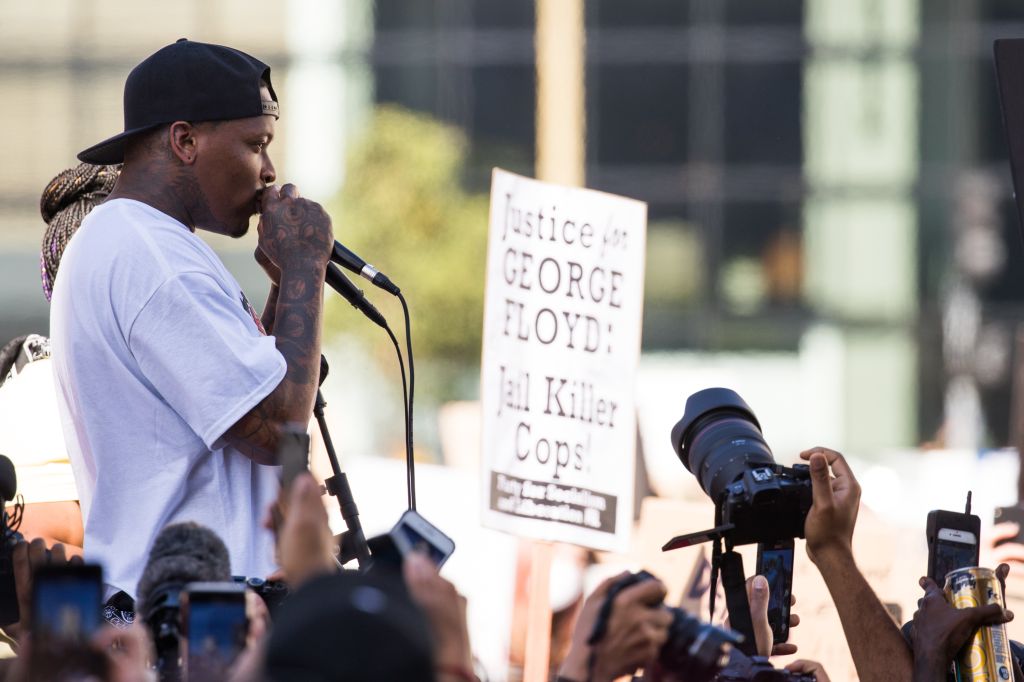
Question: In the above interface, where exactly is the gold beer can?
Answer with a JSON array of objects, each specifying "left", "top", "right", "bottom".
[{"left": 943, "top": 567, "right": 1013, "bottom": 682}]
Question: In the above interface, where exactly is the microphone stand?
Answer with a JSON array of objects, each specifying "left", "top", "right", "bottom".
[{"left": 314, "top": 356, "right": 371, "bottom": 569}]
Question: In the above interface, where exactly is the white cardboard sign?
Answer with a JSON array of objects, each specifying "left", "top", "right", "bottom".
[{"left": 480, "top": 168, "right": 647, "bottom": 552}]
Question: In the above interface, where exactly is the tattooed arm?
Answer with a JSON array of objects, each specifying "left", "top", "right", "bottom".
[
  {"left": 261, "top": 284, "right": 280, "bottom": 334},
  {"left": 224, "top": 184, "right": 333, "bottom": 464},
  {"left": 255, "top": 247, "right": 281, "bottom": 333}
]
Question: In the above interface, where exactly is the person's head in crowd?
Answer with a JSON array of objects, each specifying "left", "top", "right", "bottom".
[
  {"left": 259, "top": 474, "right": 476, "bottom": 682},
  {"left": 264, "top": 570, "right": 434, "bottom": 682},
  {"left": 39, "top": 162, "right": 120, "bottom": 301}
]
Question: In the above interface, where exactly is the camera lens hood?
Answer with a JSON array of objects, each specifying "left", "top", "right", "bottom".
[{"left": 671, "top": 387, "right": 761, "bottom": 464}]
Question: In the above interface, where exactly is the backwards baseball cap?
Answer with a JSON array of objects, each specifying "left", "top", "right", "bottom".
[{"left": 77, "top": 38, "right": 279, "bottom": 165}]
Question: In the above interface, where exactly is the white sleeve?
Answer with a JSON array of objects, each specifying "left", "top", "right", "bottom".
[{"left": 127, "top": 271, "right": 287, "bottom": 449}]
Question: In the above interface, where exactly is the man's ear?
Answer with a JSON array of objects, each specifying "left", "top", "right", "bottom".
[{"left": 168, "top": 121, "right": 198, "bottom": 165}]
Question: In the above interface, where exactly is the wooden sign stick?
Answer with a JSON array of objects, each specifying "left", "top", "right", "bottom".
[{"left": 522, "top": 540, "right": 555, "bottom": 682}]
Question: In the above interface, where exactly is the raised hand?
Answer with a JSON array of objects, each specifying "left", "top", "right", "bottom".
[{"left": 801, "top": 447, "right": 860, "bottom": 564}]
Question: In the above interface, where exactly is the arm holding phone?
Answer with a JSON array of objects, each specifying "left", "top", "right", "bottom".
[
  {"left": 264, "top": 427, "right": 336, "bottom": 588},
  {"left": 274, "top": 474, "right": 336, "bottom": 589},
  {"left": 403, "top": 553, "right": 476, "bottom": 682}
]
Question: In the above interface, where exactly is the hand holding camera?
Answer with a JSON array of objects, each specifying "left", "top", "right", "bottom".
[
  {"left": 559, "top": 570, "right": 674, "bottom": 682},
  {"left": 782, "top": 660, "right": 831, "bottom": 682},
  {"left": 800, "top": 447, "right": 860, "bottom": 566}
]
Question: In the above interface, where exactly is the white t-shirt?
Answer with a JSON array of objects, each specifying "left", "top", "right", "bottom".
[{"left": 49, "top": 199, "right": 286, "bottom": 599}]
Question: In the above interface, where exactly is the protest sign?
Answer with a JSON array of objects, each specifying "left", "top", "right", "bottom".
[{"left": 480, "top": 168, "right": 647, "bottom": 552}]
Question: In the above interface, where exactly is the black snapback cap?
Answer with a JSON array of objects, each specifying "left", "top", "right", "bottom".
[{"left": 78, "top": 39, "right": 279, "bottom": 165}]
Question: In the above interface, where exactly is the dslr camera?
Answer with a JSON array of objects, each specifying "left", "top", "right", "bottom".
[
  {"left": 594, "top": 572, "right": 816, "bottom": 681},
  {"left": 669, "top": 388, "right": 812, "bottom": 547},
  {"left": 718, "top": 656, "right": 817, "bottom": 682},
  {"left": 592, "top": 571, "right": 739, "bottom": 682}
]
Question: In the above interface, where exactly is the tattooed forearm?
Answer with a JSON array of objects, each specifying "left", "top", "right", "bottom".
[
  {"left": 225, "top": 264, "right": 323, "bottom": 460},
  {"left": 261, "top": 283, "right": 280, "bottom": 334},
  {"left": 271, "top": 266, "right": 322, "bottom": 387},
  {"left": 223, "top": 188, "right": 331, "bottom": 464}
]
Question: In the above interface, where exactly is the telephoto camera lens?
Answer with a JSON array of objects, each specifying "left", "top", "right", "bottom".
[
  {"left": 671, "top": 387, "right": 775, "bottom": 501},
  {"left": 656, "top": 607, "right": 740, "bottom": 681}
]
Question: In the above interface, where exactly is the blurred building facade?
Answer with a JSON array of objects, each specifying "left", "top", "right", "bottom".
[
  {"left": 2, "top": 0, "right": 1024, "bottom": 454},
  {"left": 369, "top": 0, "right": 1024, "bottom": 455}
]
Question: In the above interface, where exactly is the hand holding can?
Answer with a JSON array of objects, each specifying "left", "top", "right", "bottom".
[{"left": 944, "top": 567, "right": 1014, "bottom": 681}]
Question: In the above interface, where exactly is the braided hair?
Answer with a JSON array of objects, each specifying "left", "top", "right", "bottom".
[{"left": 39, "top": 163, "right": 120, "bottom": 301}]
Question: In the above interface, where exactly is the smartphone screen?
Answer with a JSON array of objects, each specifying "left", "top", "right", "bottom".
[
  {"left": 28, "top": 565, "right": 106, "bottom": 679},
  {"left": 395, "top": 522, "right": 449, "bottom": 567},
  {"left": 393, "top": 510, "right": 455, "bottom": 568},
  {"left": 277, "top": 427, "right": 310, "bottom": 490},
  {"left": 32, "top": 564, "right": 102, "bottom": 641},
  {"left": 994, "top": 506, "right": 1024, "bottom": 546},
  {"left": 184, "top": 585, "right": 248, "bottom": 679},
  {"left": 756, "top": 540, "right": 794, "bottom": 644},
  {"left": 933, "top": 529, "right": 978, "bottom": 585}
]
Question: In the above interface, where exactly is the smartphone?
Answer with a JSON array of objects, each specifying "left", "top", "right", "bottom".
[
  {"left": 927, "top": 508, "right": 981, "bottom": 585},
  {"left": 181, "top": 582, "right": 248, "bottom": 680},
  {"left": 29, "top": 564, "right": 105, "bottom": 679},
  {"left": 277, "top": 426, "right": 310, "bottom": 489},
  {"left": 994, "top": 505, "right": 1024, "bottom": 546},
  {"left": 392, "top": 509, "right": 456, "bottom": 568},
  {"left": 368, "top": 510, "right": 456, "bottom": 572},
  {"left": 755, "top": 539, "right": 794, "bottom": 644},
  {"left": 31, "top": 563, "right": 103, "bottom": 642}
]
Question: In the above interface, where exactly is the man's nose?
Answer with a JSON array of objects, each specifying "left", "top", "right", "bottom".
[{"left": 262, "top": 156, "right": 276, "bottom": 186}]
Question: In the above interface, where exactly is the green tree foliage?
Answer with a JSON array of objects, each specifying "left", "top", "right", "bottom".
[{"left": 325, "top": 106, "right": 489, "bottom": 389}]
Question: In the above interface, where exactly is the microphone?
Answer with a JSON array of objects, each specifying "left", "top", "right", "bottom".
[
  {"left": 0, "top": 456, "right": 15, "bottom": 506},
  {"left": 332, "top": 242, "right": 401, "bottom": 296},
  {"left": 325, "top": 264, "right": 387, "bottom": 329},
  {"left": 136, "top": 522, "right": 233, "bottom": 677},
  {"left": 136, "top": 522, "right": 232, "bottom": 614}
]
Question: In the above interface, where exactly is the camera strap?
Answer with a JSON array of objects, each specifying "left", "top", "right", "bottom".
[{"left": 719, "top": 549, "right": 758, "bottom": 656}]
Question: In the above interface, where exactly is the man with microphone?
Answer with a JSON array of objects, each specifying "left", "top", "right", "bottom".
[{"left": 49, "top": 39, "right": 334, "bottom": 611}]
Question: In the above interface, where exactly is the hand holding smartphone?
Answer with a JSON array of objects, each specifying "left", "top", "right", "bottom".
[
  {"left": 367, "top": 510, "right": 456, "bottom": 572},
  {"left": 277, "top": 426, "right": 310, "bottom": 490},
  {"left": 926, "top": 497, "right": 980, "bottom": 586},
  {"left": 755, "top": 539, "right": 794, "bottom": 644},
  {"left": 993, "top": 505, "right": 1024, "bottom": 547}
]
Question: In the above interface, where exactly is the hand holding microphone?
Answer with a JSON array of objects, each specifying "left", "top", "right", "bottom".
[
  {"left": 253, "top": 184, "right": 395, "bottom": 328},
  {"left": 257, "top": 183, "right": 333, "bottom": 272}
]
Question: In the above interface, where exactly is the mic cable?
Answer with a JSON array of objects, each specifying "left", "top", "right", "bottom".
[{"left": 325, "top": 264, "right": 387, "bottom": 329}]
